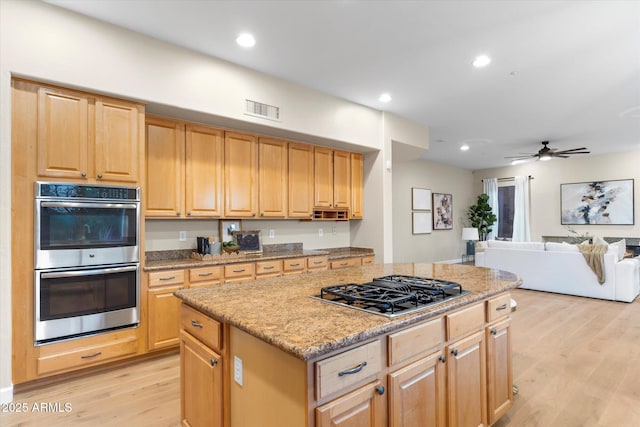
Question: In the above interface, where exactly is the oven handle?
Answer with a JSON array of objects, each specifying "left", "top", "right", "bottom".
[
  {"left": 40, "top": 265, "right": 138, "bottom": 279},
  {"left": 40, "top": 201, "right": 138, "bottom": 210}
]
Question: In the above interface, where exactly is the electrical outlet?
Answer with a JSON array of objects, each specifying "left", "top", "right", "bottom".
[
  {"left": 269, "top": 229, "right": 275, "bottom": 238},
  {"left": 318, "top": 228, "right": 323, "bottom": 237},
  {"left": 234, "top": 355, "right": 243, "bottom": 386},
  {"left": 179, "top": 231, "right": 187, "bottom": 241}
]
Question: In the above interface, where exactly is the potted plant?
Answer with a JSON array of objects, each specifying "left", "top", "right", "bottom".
[{"left": 467, "top": 193, "right": 497, "bottom": 241}]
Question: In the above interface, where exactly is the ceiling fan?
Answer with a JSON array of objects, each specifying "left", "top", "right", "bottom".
[{"left": 505, "top": 141, "right": 590, "bottom": 163}]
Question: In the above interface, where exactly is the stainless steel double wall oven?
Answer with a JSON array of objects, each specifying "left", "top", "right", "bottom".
[{"left": 34, "top": 182, "right": 141, "bottom": 344}]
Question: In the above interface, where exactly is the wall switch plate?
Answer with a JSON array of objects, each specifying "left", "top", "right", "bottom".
[
  {"left": 269, "top": 229, "right": 275, "bottom": 238},
  {"left": 318, "top": 228, "right": 323, "bottom": 237},
  {"left": 234, "top": 355, "right": 243, "bottom": 386},
  {"left": 179, "top": 231, "right": 187, "bottom": 241}
]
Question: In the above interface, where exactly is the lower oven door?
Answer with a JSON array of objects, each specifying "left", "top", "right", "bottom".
[{"left": 35, "top": 264, "right": 140, "bottom": 344}]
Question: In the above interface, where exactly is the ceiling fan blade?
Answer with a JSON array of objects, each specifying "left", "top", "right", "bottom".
[
  {"left": 554, "top": 147, "right": 588, "bottom": 154},
  {"left": 553, "top": 155, "right": 571, "bottom": 158},
  {"left": 504, "top": 155, "right": 535, "bottom": 159}
]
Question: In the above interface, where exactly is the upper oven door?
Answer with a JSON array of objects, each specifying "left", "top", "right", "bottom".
[{"left": 35, "top": 200, "right": 140, "bottom": 269}]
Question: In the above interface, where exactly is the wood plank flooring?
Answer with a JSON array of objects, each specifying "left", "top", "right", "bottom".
[{"left": 2, "top": 288, "right": 639, "bottom": 426}]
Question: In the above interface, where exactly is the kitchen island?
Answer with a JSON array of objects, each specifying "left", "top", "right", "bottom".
[{"left": 175, "top": 262, "right": 521, "bottom": 427}]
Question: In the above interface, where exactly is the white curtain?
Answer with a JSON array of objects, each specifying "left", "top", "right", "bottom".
[
  {"left": 512, "top": 175, "right": 531, "bottom": 242},
  {"left": 483, "top": 178, "right": 499, "bottom": 240}
]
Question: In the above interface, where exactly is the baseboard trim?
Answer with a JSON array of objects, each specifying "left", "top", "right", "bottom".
[{"left": 0, "top": 384, "right": 14, "bottom": 403}]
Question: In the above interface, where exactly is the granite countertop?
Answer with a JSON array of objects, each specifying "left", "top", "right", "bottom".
[
  {"left": 144, "top": 246, "right": 374, "bottom": 272},
  {"left": 174, "top": 263, "right": 521, "bottom": 361}
]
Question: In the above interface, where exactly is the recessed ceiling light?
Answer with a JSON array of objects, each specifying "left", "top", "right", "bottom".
[
  {"left": 460, "top": 144, "right": 470, "bottom": 151},
  {"left": 473, "top": 55, "right": 491, "bottom": 68},
  {"left": 378, "top": 93, "right": 392, "bottom": 103},
  {"left": 236, "top": 33, "right": 256, "bottom": 48}
]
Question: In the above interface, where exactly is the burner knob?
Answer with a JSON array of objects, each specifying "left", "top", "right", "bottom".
[{"left": 375, "top": 385, "right": 385, "bottom": 395}]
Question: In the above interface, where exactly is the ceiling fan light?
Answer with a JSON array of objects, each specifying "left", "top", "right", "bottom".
[{"left": 539, "top": 154, "right": 552, "bottom": 161}]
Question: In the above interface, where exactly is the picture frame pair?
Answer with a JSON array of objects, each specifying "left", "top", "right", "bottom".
[{"left": 411, "top": 188, "right": 453, "bottom": 234}]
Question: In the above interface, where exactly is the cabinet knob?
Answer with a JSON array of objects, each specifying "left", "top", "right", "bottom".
[
  {"left": 176, "top": 212, "right": 181, "bottom": 216},
  {"left": 375, "top": 385, "right": 385, "bottom": 395},
  {"left": 260, "top": 213, "right": 264, "bottom": 217},
  {"left": 491, "top": 329, "right": 498, "bottom": 336},
  {"left": 252, "top": 213, "right": 256, "bottom": 217},
  {"left": 451, "top": 348, "right": 459, "bottom": 356},
  {"left": 210, "top": 358, "right": 218, "bottom": 367},
  {"left": 439, "top": 355, "right": 446, "bottom": 363},
  {"left": 187, "top": 211, "right": 191, "bottom": 216},
  {"left": 81, "top": 172, "right": 87, "bottom": 178},
  {"left": 97, "top": 173, "right": 103, "bottom": 179}
]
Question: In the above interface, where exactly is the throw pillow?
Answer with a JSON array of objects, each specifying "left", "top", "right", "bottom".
[{"left": 609, "top": 239, "right": 626, "bottom": 262}]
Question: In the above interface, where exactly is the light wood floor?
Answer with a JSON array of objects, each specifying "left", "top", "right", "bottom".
[{"left": 2, "top": 288, "right": 639, "bottom": 427}]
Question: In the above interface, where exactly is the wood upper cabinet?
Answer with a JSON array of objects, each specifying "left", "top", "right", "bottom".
[
  {"left": 288, "top": 142, "right": 314, "bottom": 218},
  {"left": 145, "top": 116, "right": 184, "bottom": 217},
  {"left": 389, "top": 351, "right": 447, "bottom": 427},
  {"left": 314, "top": 146, "right": 334, "bottom": 208},
  {"left": 145, "top": 117, "right": 223, "bottom": 218},
  {"left": 316, "top": 381, "right": 386, "bottom": 427},
  {"left": 225, "top": 132, "right": 258, "bottom": 217},
  {"left": 185, "top": 124, "right": 224, "bottom": 217},
  {"left": 36, "top": 85, "right": 143, "bottom": 183},
  {"left": 447, "top": 330, "right": 488, "bottom": 427},
  {"left": 259, "top": 138, "right": 288, "bottom": 218},
  {"left": 350, "top": 152, "right": 364, "bottom": 219},
  {"left": 333, "top": 150, "right": 351, "bottom": 209}
]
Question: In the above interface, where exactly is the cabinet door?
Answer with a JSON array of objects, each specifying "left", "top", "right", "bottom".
[
  {"left": 185, "top": 124, "right": 224, "bottom": 217},
  {"left": 288, "top": 142, "right": 314, "bottom": 218},
  {"left": 314, "top": 146, "right": 333, "bottom": 207},
  {"left": 36, "top": 86, "right": 89, "bottom": 179},
  {"left": 259, "top": 138, "right": 288, "bottom": 218},
  {"left": 447, "top": 330, "right": 488, "bottom": 427},
  {"left": 389, "top": 351, "right": 446, "bottom": 427},
  {"left": 350, "top": 152, "right": 364, "bottom": 218},
  {"left": 148, "top": 285, "right": 183, "bottom": 350},
  {"left": 181, "top": 331, "right": 223, "bottom": 427},
  {"left": 94, "top": 97, "right": 143, "bottom": 183},
  {"left": 145, "top": 117, "right": 185, "bottom": 217},
  {"left": 225, "top": 132, "right": 258, "bottom": 217},
  {"left": 316, "top": 381, "right": 385, "bottom": 427},
  {"left": 333, "top": 150, "right": 351, "bottom": 209},
  {"left": 486, "top": 318, "right": 513, "bottom": 424}
]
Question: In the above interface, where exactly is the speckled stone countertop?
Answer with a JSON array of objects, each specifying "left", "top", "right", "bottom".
[
  {"left": 144, "top": 246, "right": 374, "bottom": 272},
  {"left": 174, "top": 263, "right": 520, "bottom": 361}
]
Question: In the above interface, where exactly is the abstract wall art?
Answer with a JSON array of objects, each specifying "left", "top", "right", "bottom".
[
  {"left": 561, "top": 179, "right": 634, "bottom": 225},
  {"left": 432, "top": 192, "right": 453, "bottom": 230}
]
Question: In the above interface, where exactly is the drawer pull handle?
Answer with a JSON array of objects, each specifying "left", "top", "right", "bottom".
[
  {"left": 198, "top": 272, "right": 213, "bottom": 277},
  {"left": 338, "top": 361, "right": 367, "bottom": 376},
  {"left": 233, "top": 269, "right": 246, "bottom": 273},
  {"left": 263, "top": 266, "right": 275, "bottom": 270},
  {"left": 496, "top": 304, "right": 508, "bottom": 311},
  {"left": 81, "top": 352, "right": 102, "bottom": 359},
  {"left": 290, "top": 263, "right": 300, "bottom": 267},
  {"left": 313, "top": 261, "right": 323, "bottom": 265},
  {"left": 451, "top": 348, "right": 459, "bottom": 357},
  {"left": 159, "top": 276, "right": 176, "bottom": 281},
  {"left": 375, "top": 385, "right": 385, "bottom": 395},
  {"left": 340, "top": 262, "right": 348, "bottom": 266},
  {"left": 210, "top": 358, "right": 218, "bottom": 367},
  {"left": 191, "top": 320, "right": 203, "bottom": 328}
]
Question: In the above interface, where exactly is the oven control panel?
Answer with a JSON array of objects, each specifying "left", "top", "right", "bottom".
[{"left": 36, "top": 182, "right": 139, "bottom": 201}]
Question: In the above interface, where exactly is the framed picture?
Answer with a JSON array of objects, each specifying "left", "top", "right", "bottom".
[
  {"left": 561, "top": 179, "right": 634, "bottom": 225},
  {"left": 432, "top": 192, "right": 453, "bottom": 230},
  {"left": 232, "top": 230, "right": 263, "bottom": 253},
  {"left": 412, "top": 211, "right": 433, "bottom": 234},
  {"left": 412, "top": 188, "right": 432, "bottom": 211},
  {"left": 219, "top": 220, "right": 241, "bottom": 242}
]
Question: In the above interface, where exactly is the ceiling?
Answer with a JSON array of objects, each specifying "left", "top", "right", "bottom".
[{"left": 45, "top": 0, "right": 640, "bottom": 170}]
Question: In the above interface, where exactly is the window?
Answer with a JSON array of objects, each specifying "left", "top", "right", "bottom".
[{"left": 497, "top": 184, "right": 515, "bottom": 239}]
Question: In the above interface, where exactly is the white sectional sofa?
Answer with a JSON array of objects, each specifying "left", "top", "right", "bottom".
[{"left": 475, "top": 240, "right": 640, "bottom": 302}]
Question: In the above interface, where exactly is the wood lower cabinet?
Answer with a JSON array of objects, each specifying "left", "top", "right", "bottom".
[
  {"left": 307, "top": 255, "right": 329, "bottom": 272},
  {"left": 256, "top": 260, "right": 283, "bottom": 278},
  {"left": 389, "top": 351, "right": 447, "bottom": 427},
  {"left": 224, "top": 262, "right": 256, "bottom": 283},
  {"left": 362, "top": 255, "right": 375, "bottom": 266},
  {"left": 189, "top": 266, "right": 223, "bottom": 288},
  {"left": 147, "top": 270, "right": 185, "bottom": 351},
  {"left": 283, "top": 257, "right": 307, "bottom": 275},
  {"left": 316, "top": 380, "right": 386, "bottom": 427},
  {"left": 180, "top": 330, "right": 223, "bottom": 427},
  {"left": 486, "top": 318, "right": 513, "bottom": 424},
  {"left": 331, "top": 257, "right": 362, "bottom": 269}
]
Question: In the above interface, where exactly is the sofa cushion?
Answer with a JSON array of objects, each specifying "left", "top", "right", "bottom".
[
  {"left": 486, "top": 240, "right": 545, "bottom": 251},
  {"left": 592, "top": 236, "right": 626, "bottom": 261},
  {"left": 545, "top": 242, "right": 580, "bottom": 252}
]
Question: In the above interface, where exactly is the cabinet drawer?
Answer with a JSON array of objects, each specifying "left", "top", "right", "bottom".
[
  {"left": 388, "top": 317, "right": 444, "bottom": 365},
  {"left": 148, "top": 269, "right": 185, "bottom": 288},
  {"left": 181, "top": 304, "right": 222, "bottom": 351},
  {"left": 189, "top": 266, "right": 222, "bottom": 284},
  {"left": 256, "top": 260, "right": 282, "bottom": 277},
  {"left": 361, "top": 256, "right": 375, "bottom": 266},
  {"left": 316, "top": 340, "right": 382, "bottom": 401},
  {"left": 224, "top": 263, "right": 255, "bottom": 281},
  {"left": 307, "top": 255, "right": 329, "bottom": 271},
  {"left": 37, "top": 331, "right": 138, "bottom": 375},
  {"left": 330, "top": 258, "right": 361, "bottom": 269},
  {"left": 446, "top": 302, "right": 485, "bottom": 341},
  {"left": 486, "top": 293, "right": 511, "bottom": 322},
  {"left": 283, "top": 257, "right": 307, "bottom": 275}
]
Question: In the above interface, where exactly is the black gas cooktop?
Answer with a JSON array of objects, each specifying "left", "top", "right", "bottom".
[{"left": 313, "top": 274, "right": 470, "bottom": 318}]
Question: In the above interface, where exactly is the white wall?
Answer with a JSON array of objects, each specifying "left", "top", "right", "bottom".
[
  {"left": 392, "top": 153, "right": 474, "bottom": 263},
  {"left": 472, "top": 149, "right": 640, "bottom": 241}
]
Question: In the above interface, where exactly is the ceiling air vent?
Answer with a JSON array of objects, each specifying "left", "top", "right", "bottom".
[{"left": 245, "top": 99, "right": 281, "bottom": 121}]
